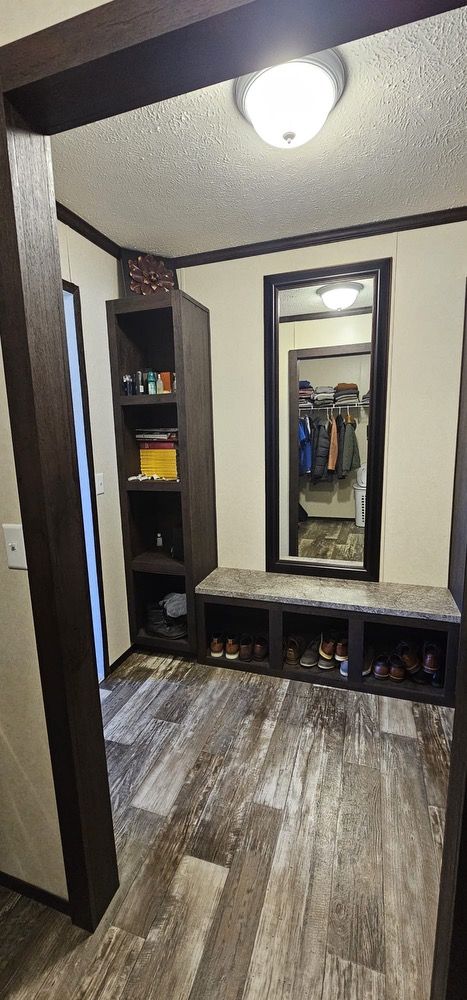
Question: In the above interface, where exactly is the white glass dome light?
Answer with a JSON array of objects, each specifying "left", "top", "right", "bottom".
[
  {"left": 317, "top": 282, "right": 364, "bottom": 311},
  {"left": 235, "top": 51, "right": 345, "bottom": 150}
]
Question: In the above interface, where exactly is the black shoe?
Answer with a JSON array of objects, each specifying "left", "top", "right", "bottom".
[{"left": 412, "top": 668, "right": 432, "bottom": 685}]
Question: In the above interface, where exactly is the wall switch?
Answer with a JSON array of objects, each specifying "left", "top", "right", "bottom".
[
  {"left": 95, "top": 473, "right": 104, "bottom": 495},
  {"left": 2, "top": 523, "right": 27, "bottom": 570}
]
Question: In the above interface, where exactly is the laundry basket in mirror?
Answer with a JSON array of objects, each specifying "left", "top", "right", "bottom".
[{"left": 353, "top": 465, "right": 367, "bottom": 527}]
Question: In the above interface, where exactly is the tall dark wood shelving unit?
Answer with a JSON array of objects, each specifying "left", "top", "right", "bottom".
[{"left": 107, "top": 290, "right": 217, "bottom": 656}]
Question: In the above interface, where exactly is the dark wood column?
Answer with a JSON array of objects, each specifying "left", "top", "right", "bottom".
[{"left": 0, "top": 98, "right": 118, "bottom": 930}]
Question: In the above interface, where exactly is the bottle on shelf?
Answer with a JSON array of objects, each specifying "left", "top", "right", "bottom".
[
  {"left": 156, "top": 373, "right": 164, "bottom": 395},
  {"left": 147, "top": 370, "right": 156, "bottom": 395}
]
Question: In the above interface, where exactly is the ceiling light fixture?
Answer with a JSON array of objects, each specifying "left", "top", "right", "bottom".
[
  {"left": 235, "top": 50, "right": 345, "bottom": 150},
  {"left": 317, "top": 282, "right": 364, "bottom": 311}
]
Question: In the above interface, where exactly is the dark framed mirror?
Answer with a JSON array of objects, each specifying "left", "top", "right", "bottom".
[{"left": 264, "top": 258, "right": 392, "bottom": 580}]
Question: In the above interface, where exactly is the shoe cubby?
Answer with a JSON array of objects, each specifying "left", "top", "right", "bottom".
[
  {"left": 282, "top": 611, "right": 349, "bottom": 687},
  {"left": 362, "top": 620, "right": 453, "bottom": 703},
  {"left": 203, "top": 602, "right": 270, "bottom": 671},
  {"left": 133, "top": 572, "right": 190, "bottom": 654},
  {"left": 196, "top": 571, "right": 460, "bottom": 706}
]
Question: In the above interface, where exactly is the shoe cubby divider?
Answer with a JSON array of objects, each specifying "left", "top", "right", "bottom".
[{"left": 196, "top": 572, "right": 460, "bottom": 707}]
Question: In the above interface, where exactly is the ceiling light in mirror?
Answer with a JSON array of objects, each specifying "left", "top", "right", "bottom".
[
  {"left": 317, "top": 281, "right": 364, "bottom": 311},
  {"left": 235, "top": 50, "right": 345, "bottom": 149}
]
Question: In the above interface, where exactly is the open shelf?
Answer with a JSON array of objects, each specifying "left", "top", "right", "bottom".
[
  {"left": 285, "top": 662, "right": 347, "bottom": 687},
  {"left": 363, "top": 673, "right": 446, "bottom": 704},
  {"left": 136, "top": 628, "right": 190, "bottom": 654},
  {"left": 120, "top": 393, "right": 177, "bottom": 406},
  {"left": 131, "top": 550, "right": 185, "bottom": 576},
  {"left": 126, "top": 480, "right": 181, "bottom": 492},
  {"left": 205, "top": 652, "right": 271, "bottom": 673}
]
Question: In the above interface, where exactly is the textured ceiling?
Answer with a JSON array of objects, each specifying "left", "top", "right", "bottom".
[
  {"left": 51, "top": 9, "right": 467, "bottom": 257},
  {"left": 280, "top": 278, "right": 374, "bottom": 317}
]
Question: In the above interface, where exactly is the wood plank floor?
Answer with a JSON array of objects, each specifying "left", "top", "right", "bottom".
[
  {"left": 0, "top": 654, "right": 453, "bottom": 1000},
  {"left": 299, "top": 517, "right": 365, "bottom": 562}
]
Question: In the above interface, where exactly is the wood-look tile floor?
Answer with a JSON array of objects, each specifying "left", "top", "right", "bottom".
[
  {"left": 0, "top": 653, "right": 453, "bottom": 1000},
  {"left": 299, "top": 517, "right": 365, "bottom": 561}
]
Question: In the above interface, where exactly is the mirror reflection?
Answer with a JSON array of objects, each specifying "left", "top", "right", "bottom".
[{"left": 279, "top": 275, "right": 374, "bottom": 567}]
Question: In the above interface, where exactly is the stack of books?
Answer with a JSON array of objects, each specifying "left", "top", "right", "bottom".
[{"left": 136, "top": 428, "right": 178, "bottom": 479}]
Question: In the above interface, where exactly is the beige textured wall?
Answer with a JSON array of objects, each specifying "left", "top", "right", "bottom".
[
  {"left": 58, "top": 222, "right": 130, "bottom": 663},
  {"left": 0, "top": 0, "right": 111, "bottom": 45},
  {"left": 179, "top": 221, "right": 467, "bottom": 586},
  {"left": 0, "top": 351, "right": 67, "bottom": 897}
]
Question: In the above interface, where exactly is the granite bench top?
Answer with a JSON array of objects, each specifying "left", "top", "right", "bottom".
[{"left": 196, "top": 568, "right": 461, "bottom": 624}]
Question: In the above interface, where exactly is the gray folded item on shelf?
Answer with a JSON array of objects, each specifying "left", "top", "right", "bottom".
[{"left": 161, "top": 592, "right": 187, "bottom": 621}]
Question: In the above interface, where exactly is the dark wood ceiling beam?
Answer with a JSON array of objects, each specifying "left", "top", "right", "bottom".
[{"left": 0, "top": 0, "right": 463, "bottom": 134}]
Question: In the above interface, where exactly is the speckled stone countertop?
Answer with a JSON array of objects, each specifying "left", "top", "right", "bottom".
[{"left": 196, "top": 568, "right": 461, "bottom": 623}]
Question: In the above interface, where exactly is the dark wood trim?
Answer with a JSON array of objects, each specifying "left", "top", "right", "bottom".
[
  {"left": 280, "top": 306, "right": 373, "bottom": 323},
  {"left": 295, "top": 343, "right": 372, "bottom": 360},
  {"left": 448, "top": 281, "right": 467, "bottom": 611},
  {"left": 0, "top": 871, "right": 70, "bottom": 916},
  {"left": 107, "top": 644, "right": 135, "bottom": 676},
  {"left": 1, "top": 2, "right": 463, "bottom": 134},
  {"left": 63, "top": 279, "right": 110, "bottom": 678},
  {"left": 174, "top": 207, "right": 467, "bottom": 269},
  {"left": 431, "top": 566, "right": 466, "bottom": 999},
  {"left": 0, "top": 100, "right": 118, "bottom": 931},
  {"left": 265, "top": 259, "right": 391, "bottom": 582},
  {"left": 57, "top": 202, "right": 120, "bottom": 259}
]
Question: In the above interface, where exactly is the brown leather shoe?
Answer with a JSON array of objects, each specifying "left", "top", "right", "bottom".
[
  {"left": 372, "top": 653, "right": 390, "bottom": 680},
  {"left": 395, "top": 641, "right": 420, "bottom": 675},
  {"left": 210, "top": 634, "right": 224, "bottom": 658},
  {"left": 423, "top": 642, "right": 441, "bottom": 675},
  {"left": 239, "top": 634, "right": 253, "bottom": 661},
  {"left": 225, "top": 635, "right": 239, "bottom": 660},
  {"left": 389, "top": 653, "right": 406, "bottom": 682},
  {"left": 319, "top": 634, "right": 337, "bottom": 661},
  {"left": 335, "top": 638, "right": 348, "bottom": 663},
  {"left": 253, "top": 636, "right": 268, "bottom": 661},
  {"left": 285, "top": 636, "right": 303, "bottom": 665}
]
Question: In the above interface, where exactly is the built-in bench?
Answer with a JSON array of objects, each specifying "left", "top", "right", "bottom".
[{"left": 196, "top": 569, "right": 461, "bottom": 706}]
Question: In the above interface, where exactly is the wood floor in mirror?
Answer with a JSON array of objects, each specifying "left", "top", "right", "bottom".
[{"left": 0, "top": 651, "right": 451, "bottom": 1000}]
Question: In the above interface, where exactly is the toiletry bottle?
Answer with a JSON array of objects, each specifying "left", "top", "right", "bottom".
[
  {"left": 136, "top": 370, "right": 144, "bottom": 394},
  {"left": 147, "top": 370, "right": 156, "bottom": 395},
  {"left": 156, "top": 373, "right": 164, "bottom": 395}
]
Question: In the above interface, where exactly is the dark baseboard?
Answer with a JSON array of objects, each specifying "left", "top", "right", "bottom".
[
  {"left": 173, "top": 206, "right": 467, "bottom": 269},
  {"left": 0, "top": 870, "right": 70, "bottom": 915},
  {"left": 106, "top": 644, "right": 135, "bottom": 676}
]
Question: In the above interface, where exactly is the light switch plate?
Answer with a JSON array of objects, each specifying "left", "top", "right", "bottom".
[
  {"left": 2, "top": 523, "right": 27, "bottom": 570},
  {"left": 95, "top": 472, "right": 104, "bottom": 495}
]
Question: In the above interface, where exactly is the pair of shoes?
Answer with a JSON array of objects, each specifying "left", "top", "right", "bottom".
[
  {"left": 372, "top": 652, "right": 406, "bottom": 682},
  {"left": 284, "top": 635, "right": 321, "bottom": 668},
  {"left": 372, "top": 640, "right": 445, "bottom": 685},
  {"left": 318, "top": 633, "right": 347, "bottom": 671},
  {"left": 210, "top": 633, "right": 268, "bottom": 662}
]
